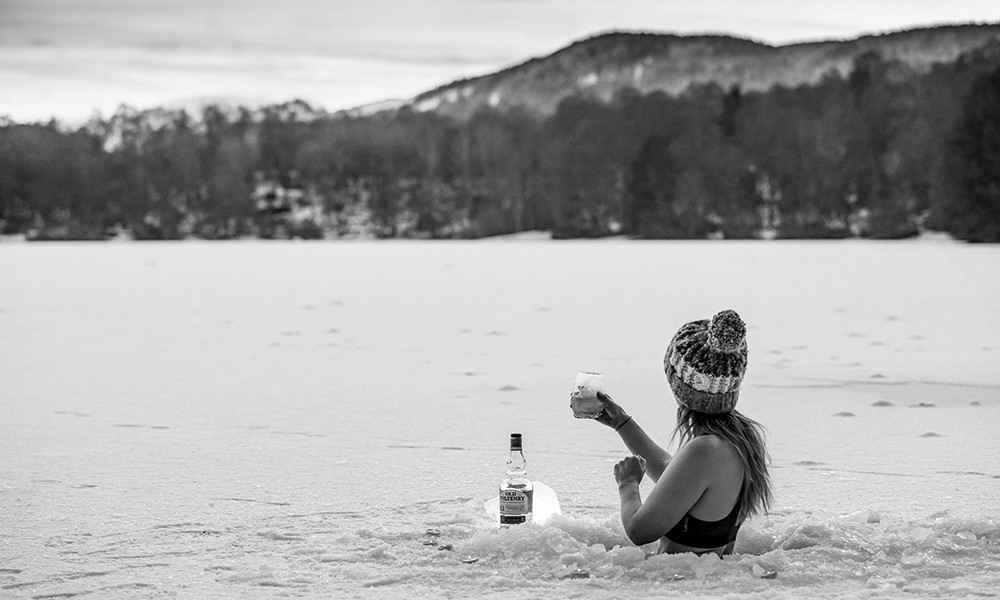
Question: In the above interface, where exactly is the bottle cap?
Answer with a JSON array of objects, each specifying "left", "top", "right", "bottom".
[{"left": 510, "top": 433, "right": 522, "bottom": 450}]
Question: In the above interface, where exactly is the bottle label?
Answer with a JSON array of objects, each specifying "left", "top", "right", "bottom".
[
  {"left": 500, "top": 515, "right": 526, "bottom": 525},
  {"left": 499, "top": 489, "right": 532, "bottom": 516}
]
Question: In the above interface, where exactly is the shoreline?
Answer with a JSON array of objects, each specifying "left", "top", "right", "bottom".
[{"left": 0, "top": 231, "right": 964, "bottom": 244}]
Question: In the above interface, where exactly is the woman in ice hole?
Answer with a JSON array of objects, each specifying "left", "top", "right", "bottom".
[{"left": 594, "top": 309, "right": 773, "bottom": 557}]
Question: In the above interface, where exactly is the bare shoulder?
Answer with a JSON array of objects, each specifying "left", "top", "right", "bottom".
[
  {"left": 685, "top": 434, "right": 727, "bottom": 452},
  {"left": 680, "top": 435, "right": 739, "bottom": 463}
]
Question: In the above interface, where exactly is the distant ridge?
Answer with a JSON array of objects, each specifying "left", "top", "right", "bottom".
[
  {"left": 336, "top": 98, "right": 409, "bottom": 118},
  {"left": 397, "top": 23, "right": 1000, "bottom": 119}
]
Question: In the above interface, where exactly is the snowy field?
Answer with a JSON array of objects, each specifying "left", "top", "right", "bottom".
[{"left": 2, "top": 239, "right": 999, "bottom": 599}]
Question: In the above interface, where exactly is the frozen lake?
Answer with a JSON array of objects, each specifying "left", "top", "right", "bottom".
[{"left": 2, "top": 239, "right": 999, "bottom": 598}]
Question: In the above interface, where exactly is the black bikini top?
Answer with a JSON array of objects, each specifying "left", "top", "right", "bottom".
[{"left": 665, "top": 493, "right": 743, "bottom": 548}]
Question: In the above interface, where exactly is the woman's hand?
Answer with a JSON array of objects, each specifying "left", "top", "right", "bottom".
[
  {"left": 594, "top": 391, "right": 631, "bottom": 430},
  {"left": 614, "top": 455, "right": 646, "bottom": 487}
]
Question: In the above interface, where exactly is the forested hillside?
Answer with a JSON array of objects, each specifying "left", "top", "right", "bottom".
[
  {"left": 2, "top": 27, "right": 999, "bottom": 242},
  {"left": 413, "top": 24, "right": 1000, "bottom": 119}
]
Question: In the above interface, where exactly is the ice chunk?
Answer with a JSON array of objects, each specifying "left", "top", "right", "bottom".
[
  {"left": 484, "top": 480, "right": 561, "bottom": 525},
  {"left": 559, "top": 552, "right": 587, "bottom": 566},
  {"left": 909, "top": 527, "right": 932, "bottom": 544},
  {"left": 610, "top": 546, "right": 644, "bottom": 566},
  {"left": 900, "top": 548, "right": 928, "bottom": 566},
  {"left": 692, "top": 552, "right": 721, "bottom": 578},
  {"left": 841, "top": 508, "right": 881, "bottom": 524}
]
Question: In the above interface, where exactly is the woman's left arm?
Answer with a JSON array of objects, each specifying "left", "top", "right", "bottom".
[{"left": 615, "top": 441, "right": 715, "bottom": 546}]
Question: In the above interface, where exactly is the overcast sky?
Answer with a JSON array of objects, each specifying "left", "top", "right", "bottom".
[{"left": 2, "top": 0, "right": 999, "bottom": 123}]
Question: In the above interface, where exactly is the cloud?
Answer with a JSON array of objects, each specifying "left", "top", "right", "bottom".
[{"left": 2, "top": 0, "right": 998, "bottom": 122}]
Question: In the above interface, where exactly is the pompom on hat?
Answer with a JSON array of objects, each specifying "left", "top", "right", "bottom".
[{"left": 663, "top": 309, "right": 748, "bottom": 414}]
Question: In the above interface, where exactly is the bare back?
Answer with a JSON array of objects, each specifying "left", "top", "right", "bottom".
[{"left": 654, "top": 435, "right": 745, "bottom": 556}]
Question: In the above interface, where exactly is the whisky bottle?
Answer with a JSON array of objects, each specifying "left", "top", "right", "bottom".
[{"left": 499, "top": 433, "right": 533, "bottom": 526}]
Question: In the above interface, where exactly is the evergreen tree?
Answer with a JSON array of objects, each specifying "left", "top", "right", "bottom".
[
  {"left": 626, "top": 134, "right": 679, "bottom": 237},
  {"left": 948, "top": 67, "right": 1000, "bottom": 242}
]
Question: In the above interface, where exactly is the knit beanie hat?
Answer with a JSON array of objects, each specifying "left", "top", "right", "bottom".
[{"left": 663, "top": 309, "right": 748, "bottom": 414}]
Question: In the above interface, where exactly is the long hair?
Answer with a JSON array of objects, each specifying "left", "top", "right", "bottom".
[{"left": 672, "top": 406, "right": 773, "bottom": 524}]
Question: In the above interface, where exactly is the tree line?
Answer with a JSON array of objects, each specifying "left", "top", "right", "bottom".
[{"left": 2, "top": 47, "right": 999, "bottom": 242}]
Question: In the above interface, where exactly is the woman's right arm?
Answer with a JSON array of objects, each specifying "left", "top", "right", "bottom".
[{"left": 596, "top": 392, "right": 672, "bottom": 482}]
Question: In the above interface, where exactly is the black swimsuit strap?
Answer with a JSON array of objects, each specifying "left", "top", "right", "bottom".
[{"left": 665, "top": 490, "right": 743, "bottom": 548}]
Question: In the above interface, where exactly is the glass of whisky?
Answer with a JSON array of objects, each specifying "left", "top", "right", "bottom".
[{"left": 570, "top": 371, "right": 604, "bottom": 419}]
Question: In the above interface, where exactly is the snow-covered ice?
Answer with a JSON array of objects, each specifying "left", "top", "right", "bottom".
[{"left": 1, "top": 239, "right": 999, "bottom": 598}]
